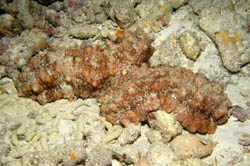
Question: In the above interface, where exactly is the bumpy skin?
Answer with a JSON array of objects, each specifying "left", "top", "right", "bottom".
[
  {"left": 100, "top": 64, "right": 231, "bottom": 134},
  {"left": 15, "top": 31, "right": 154, "bottom": 104},
  {"left": 14, "top": 31, "right": 231, "bottom": 134}
]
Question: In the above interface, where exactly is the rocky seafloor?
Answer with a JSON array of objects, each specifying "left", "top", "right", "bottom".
[{"left": 0, "top": 0, "right": 250, "bottom": 165}]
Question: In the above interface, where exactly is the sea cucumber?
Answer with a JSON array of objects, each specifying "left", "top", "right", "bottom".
[{"left": 12, "top": 31, "right": 231, "bottom": 134}]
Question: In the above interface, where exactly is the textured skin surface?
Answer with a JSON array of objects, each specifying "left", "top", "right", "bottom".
[
  {"left": 15, "top": 31, "right": 154, "bottom": 104},
  {"left": 100, "top": 64, "right": 231, "bottom": 134},
  {"left": 13, "top": 31, "right": 231, "bottom": 134}
]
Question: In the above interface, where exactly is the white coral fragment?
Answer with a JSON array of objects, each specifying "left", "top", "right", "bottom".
[{"left": 148, "top": 110, "right": 182, "bottom": 142}]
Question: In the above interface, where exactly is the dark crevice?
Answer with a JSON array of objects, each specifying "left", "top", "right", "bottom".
[{"left": 0, "top": 9, "right": 6, "bottom": 15}]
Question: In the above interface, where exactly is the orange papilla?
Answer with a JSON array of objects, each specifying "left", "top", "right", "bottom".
[
  {"left": 71, "top": 153, "right": 76, "bottom": 160},
  {"left": 115, "top": 29, "right": 124, "bottom": 37}
]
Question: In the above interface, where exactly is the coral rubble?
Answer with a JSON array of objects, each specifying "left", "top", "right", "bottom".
[
  {"left": 7, "top": 29, "right": 231, "bottom": 134},
  {"left": 179, "top": 30, "right": 200, "bottom": 61},
  {"left": 105, "top": 0, "right": 138, "bottom": 28},
  {"left": 136, "top": 0, "right": 172, "bottom": 33},
  {"left": 0, "top": 14, "right": 22, "bottom": 37},
  {"left": 0, "top": 28, "right": 48, "bottom": 69},
  {"left": 198, "top": 6, "right": 250, "bottom": 72},
  {"left": 148, "top": 110, "right": 182, "bottom": 142},
  {"left": 170, "top": 134, "right": 213, "bottom": 159}
]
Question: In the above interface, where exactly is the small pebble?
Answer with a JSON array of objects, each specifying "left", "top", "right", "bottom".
[
  {"left": 246, "top": 101, "right": 250, "bottom": 107},
  {"left": 245, "top": 108, "right": 250, "bottom": 120},
  {"left": 230, "top": 105, "right": 246, "bottom": 122},
  {"left": 238, "top": 133, "right": 250, "bottom": 146}
]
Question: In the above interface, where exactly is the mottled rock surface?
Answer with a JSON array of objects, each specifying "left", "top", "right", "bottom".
[
  {"left": 136, "top": 0, "right": 172, "bottom": 33},
  {"left": 0, "top": 28, "right": 48, "bottom": 69},
  {"left": 179, "top": 30, "right": 200, "bottom": 60},
  {"left": 168, "top": 0, "right": 188, "bottom": 9},
  {"left": 199, "top": 7, "right": 250, "bottom": 72},
  {"left": 143, "top": 142, "right": 177, "bottom": 166},
  {"left": 148, "top": 110, "right": 182, "bottom": 142},
  {"left": 118, "top": 124, "right": 141, "bottom": 145},
  {"left": 0, "top": 14, "right": 22, "bottom": 37},
  {"left": 86, "top": 146, "right": 112, "bottom": 166},
  {"left": 170, "top": 134, "right": 213, "bottom": 159},
  {"left": 105, "top": 0, "right": 138, "bottom": 28},
  {"left": 149, "top": 5, "right": 230, "bottom": 83}
]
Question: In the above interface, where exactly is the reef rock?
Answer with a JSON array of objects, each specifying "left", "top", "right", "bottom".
[
  {"left": 69, "top": 24, "right": 100, "bottom": 39},
  {"left": 64, "top": 0, "right": 107, "bottom": 24},
  {"left": 199, "top": 7, "right": 250, "bottom": 72},
  {"left": 189, "top": 0, "right": 233, "bottom": 14},
  {"left": 140, "top": 142, "right": 177, "bottom": 166},
  {"left": 136, "top": 0, "right": 172, "bottom": 33},
  {"left": 105, "top": 0, "right": 138, "bottom": 28},
  {"left": 179, "top": 30, "right": 200, "bottom": 61},
  {"left": 0, "top": 28, "right": 48, "bottom": 69},
  {"left": 0, "top": 14, "right": 22, "bottom": 37},
  {"left": 168, "top": 0, "right": 188, "bottom": 9},
  {"left": 170, "top": 134, "right": 213, "bottom": 159},
  {"left": 85, "top": 146, "right": 112, "bottom": 166},
  {"left": 148, "top": 110, "right": 182, "bottom": 142},
  {"left": 118, "top": 124, "right": 141, "bottom": 145}
]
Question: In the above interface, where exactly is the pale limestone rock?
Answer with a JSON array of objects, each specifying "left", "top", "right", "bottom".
[
  {"left": 5, "top": 159, "right": 22, "bottom": 166},
  {"left": 0, "top": 65, "right": 6, "bottom": 79},
  {"left": 199, "top": 7, "right": 250, "bottom": 72},
  {"left": 139, "top": 124, "right": 151, "bottom": 137},
  {"left": 21, "top": 151, "right": 58, "bottom": 166},
  {"left": 105, "top": 0, "right": 138, "bottom": 28},
  {"left": 170, "top": 134, "right": 213, "bottom": 159},
  {"left": 168, "top": 0, "right": 189, "bottom": 9},
  {"left": 102, "top": 125, "right": 123, "bottom": 144},
  {"left": 0, "top": 14, "right": 22, "bottom": 37},
  {"left": 145, "top": 129, "right": 163, "bottom": 143},
  {"left": 175, "top": 158, "right": 206, "bottom": 166},
  {"left": 136, "top": 0, "right": 172, "bottom": 33},
  {"left": 105, "top": 143, "right": 139, "bottom": 164},
  {"left": 101, "top": 20, "right": 119, "bottom": 41},
  {"left": 148, "top": 110, "right": 182, "bottom": 142},
  {"left": 86, "top": 122, "right": 106, "bottom": 148},
  {"left": 118, "top": 124, "right": 141, "bottom": 145},
  {"left": 189, "top": 0, "right": 233, "bottom": 14},
  {"left": 132, "top": 136, "right": 151, "bottom": 157},
  {"left": 86, "top": 146, "right": 112, "bottom": 166},
  {"left": 149, "top": 5, "right": 230, "bottom": 83},
  {"left": 233, "top": 0, "right": 250, "bottom": 20},
  {"left": 21, "top": 141, "right": 86, "bottom": 166},
  {"left": 0, "top": 28, "right": 48, "bottom": 68},
  {"left": 119, "top": 144, "right": 141, "bottom": 163},
  {"left": 62, "top": 143, "right": 87, "bottom": 165},
  {"left": 146, "top": 142, "right": 177, "bottom": 166},
  {"left": 179, "top": 30, "right": 200, "bottom": 60},
  {"left": 15, "top": 0, "right": 34, "bottom": 29},
  {"left": 112, "top": 159, "right": 123, "bottom": 166},
  {"left": 69, "top": 24, "right": 100, "bottom": 39}
]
